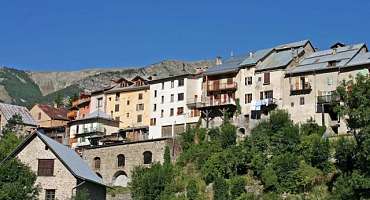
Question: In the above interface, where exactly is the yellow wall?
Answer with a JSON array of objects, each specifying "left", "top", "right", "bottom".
[{"left": 106, "top": 88, "right": 150, "bottom": 129}]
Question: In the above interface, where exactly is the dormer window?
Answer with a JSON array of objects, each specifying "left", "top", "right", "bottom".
[{"left": 328, "top": 61, "right": 338, "bottom": 67}]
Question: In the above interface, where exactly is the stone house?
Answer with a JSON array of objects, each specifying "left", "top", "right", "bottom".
[
  {"left": 82, "top": 138, "right": 174, "bottom": 187},
  {"left": 1, "top": 131, "right": 106, "bottom": 200},
  {"left": 284, "top": 43, "right": 370, "bottom": 134},
  {"left": 0, "top": 102, "right": 37, "bottom": 137},
  {"left": 30, "top": 104, "right": 69, "bottom": 144}
]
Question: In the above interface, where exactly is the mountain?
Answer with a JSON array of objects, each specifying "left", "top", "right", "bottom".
[{"left": 0, "top": 60, "right": 214, "bottom": 108}]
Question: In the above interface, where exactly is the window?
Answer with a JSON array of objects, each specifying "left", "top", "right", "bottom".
[
  {"left": 94, "top": 157, "right": 101, "bottom": 169},
  {"left": 138, "top": 93, "right": 143, "bottom": 100},
  {"left": 177, "top": 107, "right": 184, "bottom": 115},
  {"left": 227, "top": 78, "right": 233, "bottom": 84},
  {"left": 143, "top": 151, "right": 152, "bottom": 164},
  {"left": 38, "top": 112, "right": 42, "bottom": 120},
  {"left": 161, "top": 110, "right": 164, "bottom": 118},
  {"left": 265, "top": 90, "right": 273, "bottom": 99},
  {"left": 115, "top": 104, "right": 120, "bottom": 112},
  {"left": 161, "top": 96, "right": 164, "bottom": 104},
  {"left": 245, "top": 77, "right": 252, "bottom": 85},
  {"left": 171, "top": 80, "right": 174, "bottom": 88},
  {"left": 150, "top": 118, "right": 157, "bottom": 126},
  {"left": 136, "top": 104, "right": 144, "bottom": 111},
  {"left": 154, "top": 90, "right": 157, "bottom": 98},
  {"left": 260, "top": 91, "right": 264, "bottom": 100},
  {"left": 115, "top": 93, "right": 120, "bottom": 101},
  {"left": 162, "top": 82, "right": 165, "bottom": 89},
  {"left": 170, "top": 94, "right": 174, "bottom": 102},
  {"left": 245, "top": 93, "right": 252, "bottom": 104},
  {"left": 117, "top": 154, "right": 125, "bottom": 167},
  {"left": 178, "top": 79, "right": 184, "bottom": 86},
  {"left": 137, "top": 115, "right": 143, "bottom": 123},
  {"left": 263, "top": 72, "right": 270, "bottom": 85},
  {"left": 126, "top": 113, "right": 130, "bottom": 118},
  {"left": 170, "top": 108, "right": 174, "bottom": 116},
  {"left": 45, "top": 189, "right": 56, "bottom": 200},
  {"left": 37, "top": 159, "right": 54, "bottom": 176},
  {"left": 97, "top": 97, "right": 103, "bottom": 108},
  {"left": 109, "top": 97, "right": 112, "bottom": 101},
  {"left": 127, "top": 100, "right": 130, "bottom": 105},
  {"left": 300, "top": 97, "right": 305, "bottom": 105},
  {"left": 178, "top": 93, "right": 184, "bottom": 101},
  {"left": 153, "top": 104, "right": 157, "bottom": 111}
]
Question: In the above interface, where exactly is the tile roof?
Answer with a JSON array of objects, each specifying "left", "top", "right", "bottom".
[
  {"left": 288, "top": 43, "right": 366, "bottom": 74},
  {"left": 0, "top": 103, "right": 37, "bottom": 126},
  {"left": 37, "top": 104, "right": 68, "bottom": 120},
  {"left": 204, "top": 39, "right": 310, "bottom": 75},
  {"left": 204, "top": 54, "right": 249, "bottom": 75}
]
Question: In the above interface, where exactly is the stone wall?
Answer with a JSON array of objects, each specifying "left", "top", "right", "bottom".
[{"left": 81, "top": 138, "right": 177, "bottom": 187}]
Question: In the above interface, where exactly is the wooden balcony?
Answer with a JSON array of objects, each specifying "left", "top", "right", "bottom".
[
  {"left": 187, "top": 96, "right": 236, "bottom": 109},
  {"left": 205, "top": 82, "right": 237, "bottom": 93},
  {"left": 290, "top": 83, "right": 312, "bottom": 95}
]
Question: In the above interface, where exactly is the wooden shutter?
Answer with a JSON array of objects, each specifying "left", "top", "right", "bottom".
[
  {"left": 264, "top": 72, "right": 270, "bottom": 84},
  {"left": 38, "top": 159, "right": 54, "bottom": 176}
]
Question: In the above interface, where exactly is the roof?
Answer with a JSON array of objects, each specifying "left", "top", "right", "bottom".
[
  {"left": 204, "top": 54, "right": 249, "bottom": 76},
  {"left": 204, "top": 39, "right": 310, "bottom": 75},
  {"left": 288, "top": 43, "right": 367, "bottom": 74},
  {"left": 0, "top": 103, "right": 37, "bottom": 126},
  {"left": 37, "top": 104, "right": 68, "bottom": 120},
  {"left": 1, "top": 131, "right": 105, "bottom": 186}
]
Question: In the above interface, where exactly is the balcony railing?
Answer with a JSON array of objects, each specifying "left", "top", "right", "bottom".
[
  {"left": 205, "top": 82, "right": 238, "bottom": 92},
  {"left": 317, "top": 94, "right": 338, "bottom": 104},
  {"left": 290, "top": 83, "right": 312, "bottom": 95},
  {"left": 75, "top": 126, "right": 105, "bottom": 137},
  {"left": 187, "top": 97, "right": 236, "bottom": 108}
]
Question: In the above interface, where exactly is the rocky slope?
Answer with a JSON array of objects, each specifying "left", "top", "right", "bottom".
[{"left": 0, "top": 59, "right": 214, "bottom": 107}]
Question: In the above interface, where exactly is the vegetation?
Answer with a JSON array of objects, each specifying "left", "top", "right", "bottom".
[{"left": 0, "top": 115, "right": 39, "bottom": 200}]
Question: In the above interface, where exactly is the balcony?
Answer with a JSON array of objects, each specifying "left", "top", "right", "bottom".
[
  {"left": 67, "top": 110, "right": 77, "bottom": 119},
  {"left": 290, "top": 83, "right": 312, "bottom": 95},
  {"left": 205, "top": 82, "right": 238, "bottom": 93},
  {"left": 317, "top": 94, "right": 338, "bottom": 104},
  {"left": 75, "top": 126, "right": 106, "bottom": 137},
  {"left": 187, "top": 96, "right": 236, "bottom": 109}
]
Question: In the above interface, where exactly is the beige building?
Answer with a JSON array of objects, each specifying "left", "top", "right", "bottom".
[
  {"left": 1, "top": 131, "right": 106, "bottom": 200},
  {"left": 284, "top": 42, "right": 370, "bottom": 134},
  {"left": 30, "top": 104, "right": 69, "bottom": 144},
  {"left": 82, "top": 138, "right": 175, "bottom": 187},
  {"left": 105, "top": 76, "right": 151, "bottom": 141}
]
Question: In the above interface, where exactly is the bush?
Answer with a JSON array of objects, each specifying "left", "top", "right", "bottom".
[
  {"left": 213, "top": 177, "right": 229, "bottom": 200},
  {"left": 186, "top": 179, "right": 198, "bottom": 200},
  {"left": 229, "top": 176, "right": 245, "bottom": 199}
]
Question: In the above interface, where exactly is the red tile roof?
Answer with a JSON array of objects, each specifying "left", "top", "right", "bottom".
[{"left": 38, "top": 104, "right": 69, "bottom": 120}]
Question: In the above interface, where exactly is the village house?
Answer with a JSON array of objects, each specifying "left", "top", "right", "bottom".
[
  {"left": 68, "top": 110, "right": 119, "bottom": 149},
  {"left": 284, "top": 42, "right": 370, "bottom": 134},
  {"left": 0, "top": 131, "right": 106, "bottom": 200},
  {"left": 105, "top": 76, "right": 151, "bottom": 141},
  {"left": 82, "top": 137, "right": 176, "bottom": 187},
  {"left": 0, "top": 102, "right": 37, "bottom": 137},
  {"left": 149, "top": 72, "right": 203, "bottom": 139},
  {"left": 30, "top": 104, "right": 69, "bottom": 144}
]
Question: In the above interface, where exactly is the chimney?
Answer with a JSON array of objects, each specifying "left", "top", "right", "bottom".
[
  {"left": 216, "top": 56, "right": 222, "bottom": 65},
  {"left": 332, "top": 48, "right": 337, "bottom": 55}
]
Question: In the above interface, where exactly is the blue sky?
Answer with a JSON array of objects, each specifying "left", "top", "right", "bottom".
[{"left": 0, "top": 0, "right": 370, "bottom": 71}]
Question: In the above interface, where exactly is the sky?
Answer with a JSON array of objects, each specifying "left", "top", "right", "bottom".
[{"left": 0, "top": 0, "right": 370, "bottom": 71}]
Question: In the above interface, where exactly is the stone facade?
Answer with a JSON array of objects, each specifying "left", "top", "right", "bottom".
[
  {"left": 82, "top": 138, "right": 175, "bottom": 187},
  {"left": 17, "top": 136, "right": 76, "bottom": 200}
]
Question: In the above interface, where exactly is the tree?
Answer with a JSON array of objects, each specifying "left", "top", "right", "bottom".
[
  {"left": 2, "top": 114, "right": 24, "bottom": 137},
  {"left": 164, "top": 145, "right": 171, "bottom": 166},
  {"left": 186, "top": 179, "right": 198, "bottom": 200},
  {"left": 0, "top": 132, "right": 39, "bottom": 199},
  {"left": 54, "top": 93, "right": 64, "bottom": 108},
  {"left": 213, "top": 177, "right": 229, "bottom": 200},
  {"left": 229, "top": 176, "right": 245, "bottom": 199}
]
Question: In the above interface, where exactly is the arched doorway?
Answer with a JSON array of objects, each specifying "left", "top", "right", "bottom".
[{"left": 112, "top": 171, "right": 129, "bottom": 187}]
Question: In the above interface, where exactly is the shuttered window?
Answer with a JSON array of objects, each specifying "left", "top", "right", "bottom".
[
  {"left": 37, "top": 159, "right": 54, "bottom": 176},
  {"left": 263, "top": 72, "right": 270, "bottom": 85}
]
